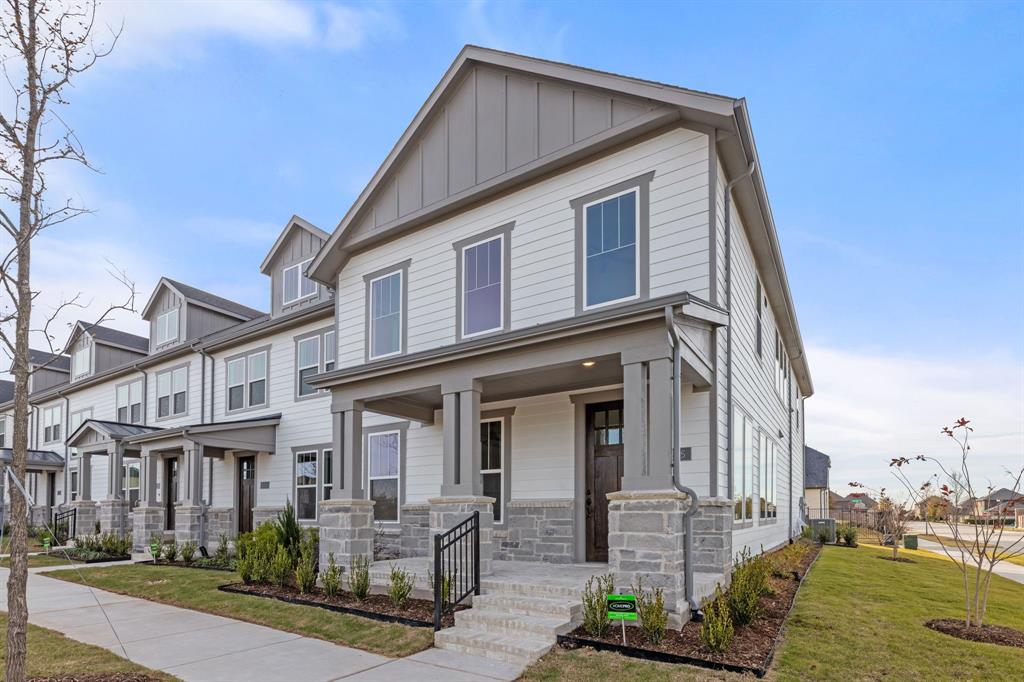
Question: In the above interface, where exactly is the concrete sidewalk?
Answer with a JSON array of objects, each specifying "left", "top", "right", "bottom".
[
  {"left": 916, "top": 539, "right": 1024, "bottom": 585},
  {"left": 0, "top": 567, "right": 524, "bottom": 681}
]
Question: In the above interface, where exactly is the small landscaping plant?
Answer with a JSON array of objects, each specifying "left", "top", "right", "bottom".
[
  {"left": 388, "top": 564, "right": 415, "bottom": 609},
  {"left": 838, "top": 523, "right": 858, "bottom": 547},
  {"left": 321, "top": 552, "right": 343, "bottom": 597},
  {"left": 800, "top": 525, "right": 813, "bottom": 540},
  {"left": 294, "top": 543, "right": 317, "bottom": 594},
  {"left": 270, "top": 545, "right": 293, "bottom": 588},
  {"left": 215, "top": 534, "right": 231, "bottom": 564},
  {"left": 428, "top": 568, "right": 456, "bottom": 607},
  {"left": 164, "top": 540, "right": 179, "bottom": 563},
  {"left": 632, "top": 577, "right": 668, "bottom": 645},
  {"left": 349, "top": 554, "right": 371, "bottom": 600},
  {"left": 180, "top": 540, "right": 197, "bottom": 564},
  {"left": 274, "top": 501, "right": 303, "bottom": 564},
  {"left": 699, "top": 585, "right": 735, "bottom": 653},
  {"left": 581, "top": 573, "right": 615, "bottom": 638},
  {"left": 816, "top": 526, "right": 831, "bottom": 544},
  {"left": 727, "top": 547, "right": 770, "bottom": 626},
  {"left": 768, "top": 541, "right": 809, "bottom": 578}
]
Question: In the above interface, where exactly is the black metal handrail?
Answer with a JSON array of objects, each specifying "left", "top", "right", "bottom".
[
  {"left": 52, "top": 508, "right": 76, "bottom": 545},
  {"left": 433, "top": 510, "right": 480, "bottom": 631}
]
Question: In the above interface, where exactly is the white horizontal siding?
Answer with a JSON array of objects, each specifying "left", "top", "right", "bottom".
[{"left": 335, "top": 127, "right": 711, "bottom": 368}]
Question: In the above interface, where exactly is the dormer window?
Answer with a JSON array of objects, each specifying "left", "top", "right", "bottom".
[
  {"left": 157, "top": 309, "right": 179, "bottom": 345},
  {"left": 283, "top": 258, "right": 317, "bottom": 305},
  {"left": 72, "top": 338, "right": 91, "bottom": 379}
]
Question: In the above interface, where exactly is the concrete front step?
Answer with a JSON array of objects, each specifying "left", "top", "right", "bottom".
[
  {"left": 471, "top": 592, "right": 582, "bottom": 619},
  {"left": 479, "top": 576, "right": 583, "bottom": 599},
  {"left": 455, "top": 607, "right": 574, "bottom": 638},
  {"left": 434, "top": 626, "right": 554, "bottom": 666}
]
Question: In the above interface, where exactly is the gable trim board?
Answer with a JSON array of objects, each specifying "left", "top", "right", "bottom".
[
  {"left": 307, "top": 46, "right": 812, "bottom": 397},
  {"left": 260, "top": 215, "right": 331, "bottom": 274}
]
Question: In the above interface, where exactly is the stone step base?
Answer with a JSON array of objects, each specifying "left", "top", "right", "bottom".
[
  {"left": 455, "top": 607, "right": 574, "bottom": 638},
  {"left": 480, "top": 576, "right": 582, "bottom": 599},
  {"left": 471, "top": 592, "right": 581, "bottom": 619},
  {"left": 434, "top": 627, "right": 553, "bottom": 666}
]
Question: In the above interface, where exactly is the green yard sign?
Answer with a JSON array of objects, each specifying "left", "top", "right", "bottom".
[
  {"left": 42, "top": 537, "right": 50, "bottom": 552},
  {"left": 607, "top": 594, "right": 638, "bottom": 621}
]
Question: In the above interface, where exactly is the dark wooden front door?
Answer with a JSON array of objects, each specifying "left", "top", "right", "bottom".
[
  {"left": 238, "top": 456, "right": 255, "bottom": 534},
  {"left": 585, "top": 401, "right": 624, "bottom": 562},
  {"left": 165, "top": 457, "right": 178, "bottom": 531}
]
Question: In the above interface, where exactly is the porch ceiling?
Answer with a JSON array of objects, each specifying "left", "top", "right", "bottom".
[{"left": 123, "top": 414, "right": 281, "bottom": 456}]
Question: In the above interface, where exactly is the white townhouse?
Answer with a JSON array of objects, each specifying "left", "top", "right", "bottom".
[{"left": 300, "top": 45, "right": 813, "bottom": 645}]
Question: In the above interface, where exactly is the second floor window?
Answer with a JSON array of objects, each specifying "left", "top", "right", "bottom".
[
  {"left": 369, "top": 271, "right": 403, "bottom": 359},
  {"left": 72, "top": 339, "right": 91, "bottom": 379},
  {"left": 283, "top": 258, "right": 317, "bottom": 305},
  {"left": 461, "top": 235, "right": 504, "bottom": 337},
  {"left": 227, "top": 350, "right": 268, "bottom": 411},
  {"left": 0, "top": 417, "right": 5, "bottom": 447},
  {"left": 774, "top": 331, "right": 789, "bottom": 402},
  {"left": 69, "top": 409, "right": 92, "bottom": 437},
  {"left": 295, "top": 328, "right": 336, "bottom": 398},
  {"left": 157, "top": 366, "right": 187, "bottom": 418},
  {"left": 42, "top": 405, "right": 62, "bottom": 443},
  {"left": 583, "top": 188, "right": 638, "bottom": 309},
  {"left": 297, "top": 336, "right": 320, "bottom": 397},
  {"left": 116, "top": 379, "right": 143, "bottom": 423},
  {"left": 157, "top": 308, "right": 179, "bottom": 345}
]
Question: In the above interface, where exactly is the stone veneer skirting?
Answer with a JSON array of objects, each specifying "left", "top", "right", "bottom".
[
  {"left": 206, "top": 507, "right": 235, "bottom": 544},
  {"left": 252, "top": 506, "right": 283, "bottom": 528},
  {"left": 131, "top": 506, "right": 164, "bottom": 552},
  {"left": 97, "top": 500, "right": 130, "bottom": 538},
  {"left": 399, "top": 504, "right": 430, "bottom": 558},
  {"left": 494, "top": 499, "right": 575, "bottom": 564},
  {"left": 690, "top": 497, "right": 734, "bottom": 578}
]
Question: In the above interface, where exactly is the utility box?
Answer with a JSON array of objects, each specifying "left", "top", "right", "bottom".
[
  {"left": 809, "top": 518, "right": 836, "bottom": 543},
  {"left": 904, "top": 534, "right": 918, "bottom": 550}
]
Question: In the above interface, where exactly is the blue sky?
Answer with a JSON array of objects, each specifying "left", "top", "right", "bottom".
[{"left": 14, "top": 0, "right": 1024, "bottom": 492}]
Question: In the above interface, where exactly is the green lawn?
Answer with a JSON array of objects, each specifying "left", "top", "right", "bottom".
[
  {"left": 0, "top": 535, "right": 47, "bottom": 554},
  {"left": 523, "top": 544, "right": 1024, "bottom": 681},
  {"left": 0, "top": 553, "right": 75, "bottom": 569},
  {"left": 44, "top": 564, "right": 434, "bottom": 657},
  {"left": 0, "top": 613, "right": 172, "bottom": 680}
]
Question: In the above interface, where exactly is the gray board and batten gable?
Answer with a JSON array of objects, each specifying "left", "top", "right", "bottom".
[
  {"left": 67, "top": 321, "right": 148, "bottom": 381},
  {"left": 260, "top": 216, "right": 333, "bottom": 318},
  {"left": 308, "top": 45, "right": 813, "bottom": 397},
  {"left": 142, "top": 277, "right": 264, "bottom": 353}
]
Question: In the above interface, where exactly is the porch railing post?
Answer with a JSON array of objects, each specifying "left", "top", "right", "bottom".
[
  {"left": 433, "top": 532, "right": 442, "bottom": 631},
  {"left": 472, "top": 510, "right": 480, "bottom": 595}
]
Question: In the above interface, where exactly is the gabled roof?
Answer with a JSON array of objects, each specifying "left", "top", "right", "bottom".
[
  {"left": 259, "top": 215, "right": 330, "bottom": 274},
  {"left": 0, "top": 448, "right": 64, "bottom": 471},
  {"left": 141, "top": 277, "right": 264, "bottom": 321},
  {"left": 0, "top": 379, "right": 12, "bottom": 404},
  {"left": 307, "top": 44, "right": 813, "bottom": 397},
  {"left": 66, "top": 418, "right": 162, "bottom": 447},
  {"left": 69, "top": 320, "right": 149, "bottom": 354},
  {"left": 25, "top": 349, "right": 70, "bottom": 372},
  {"left": 804, "top": 446, "right": 831, "bottom": 489}
]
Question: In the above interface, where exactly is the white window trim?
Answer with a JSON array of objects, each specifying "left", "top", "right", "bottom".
[
  {"left": 324, "top": 330, "right": 336, "bottom": 372},
  {"left": 296, "top": 336, "right": 320, "bottom": 398},
  {"left": 581, "top": 186, "right": 641, "bottom": 312},
  {"left": 72, "top": 340, "right": 91, "bottom": 379},
  {"left": 42, "top": 405, "right": 63, "bottom": 444},
  {"left": 460, "top": 234, "right": 505, "bottom": 339},
  {"left": 156, "top": 366, "right": 188, "bottom": 419},
  {"left": 760, "top": 431, "right": 778, "bottom": 522},
  {"left": 366, "top": 429, "right": 401, "bottom": 523},
  {"left": 322, "top": 448, "right": 333, "bottom": 502},
  {"left": 282, "top": 258, "right": 317, "bottom": 306},
  {"left": 368, "top": 270, "right": 404, "bottom": 361},
  {"left": 294, "top": 449, "right": 319, "bottom": 522},
  {"left": 225, "top": 349, "right": 269, "bottom": 413},
  {"left": 480, "top": 417, "right": 504, "bottom": 525},
  {"left": 157, "top": 309, "right": 179, "bottom": 345}
]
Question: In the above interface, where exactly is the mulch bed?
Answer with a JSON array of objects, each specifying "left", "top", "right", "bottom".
[
  {"left": 925, "top": 619, "right": 1024, "bottom": 648},
  {"left": 44, "top": 551, "right": 131, "bottom": 564},
  {"left": 139, "top": 559, "right": 235, "bottom": 572},
  {"left": 875, "top": 555, "right": 915, "bottom": 564},
  {"left": 29, "top": 676, "right": 160, "bottom": 682},
  {"left": 220, "top": 582, "right": 459, "bottom": 628},
  {"left": 559, "top": 541, "right": 821, "bottom": 678}
]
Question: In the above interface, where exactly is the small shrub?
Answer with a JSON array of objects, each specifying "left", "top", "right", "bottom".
[
  {"left": 270, "top": 545, "right": 292, "bottom": 588},
  {"left": 633, "top": 577, "right": 668, "bottom": 645},
  {"left": 274, "top": 501, "right": 303, "bottom": 565},
  {"left": 215, "top": 534, "right": 231, "bottom": 564},
  {"left": 322, "top": 553, "right": 343, "bottom": 597},
  {"left": 699, "top": 586, "right": 735, "bottom": 653},
  {"left": 838, "top": 523, "right": 858, "bottom": 547},
  {"left": 164, "top": 540, "right": 179, "bottom": 563},
  {"left": 816, "top": 526, "right": 831, "bottom": 544},
  {"left": 388, "top": 564, "right": 415, "bottom": 609},
  {"left": 800, "top": 525, "right": 813, "bottom": 540},
  {"left": 349, "top": 554, "right": 370, "bottom": 600},
  {"left": 727, "top": 548, "right": 769, "bottom": 626},
  {"left": 428, "top": 568, "right": 456, "bottom": 607},
  {"left": 295, "top": 542, "right": 317, "bottom": 594},
  {"left": 581, "top": 573, "right": 615, "bottom": 638},
  {"left": 180, "top": 541, "right": 197, "bottom": 564}
]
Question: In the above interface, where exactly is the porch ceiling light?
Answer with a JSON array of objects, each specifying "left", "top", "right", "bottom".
[{"left": 581, "top": 360, "right": 596, "bottom": 368}]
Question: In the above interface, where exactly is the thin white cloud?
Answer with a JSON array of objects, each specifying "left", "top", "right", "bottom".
[
  {"left": 805, "top": 344, "right": 1024, "bottom": 500},
  {"left": 323, "top": 3, "right": 405, "bottom": 52},
  {"left": 456, "top": 0, "right": 569, "bottom": 60}
]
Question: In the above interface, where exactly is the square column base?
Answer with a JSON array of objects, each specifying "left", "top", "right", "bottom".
[
  {"left": 174, "top": 506, "right": 205, "bottom": 546},
  {"left": 428, "top": 496, "right": 494, "bottom": 576},
  {"left": 318, "top": 499, "right": 375, "bottom": 571},
  {"left": 691, "top": 497, "right": 734, "bottom": 580},
  {"left": 68, "top": 500, "right": 99, "bottom": 538},
  {"left": 132, "top": 506, "right": 165, "bottom": 552},
  {"left": 607, "top": 490, "right": 689, "bottom": 627},
  {"left": 97, "top": 500, "right": 130, "bottom": 538}
]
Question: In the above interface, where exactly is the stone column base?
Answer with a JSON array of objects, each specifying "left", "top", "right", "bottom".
[
  {"left": 399, "top": 503, "right": 430, "bottom": 558},
  {"left": 132, "top": 506, "right": 165, "bottom": 552},
  {"left": 29, "top": 505, "right": 51, "bottom": 528},
  {"left": 252, "top": 506, "right": 284, "bottom": 528},
  {"left": 68, "top": 500, "right": 99, "bottom": 539},
  {"left": 607, "top": 490, "right": 689, "bottom": 627},
  {"left": 97, "top": 500, "right": 130, "bottom": 538},
  {"left": 318, "top": 499, "right": 375, "bottom": 571},
  {"left": 174, "top": 506, "right": 204, "bottom": 546},
  {"left": 691, "top": 497, "right": 734, "bottom": 581},
  {"left": 206, "top": 507, "right": 236, "bottom": 547},
  {"left": 428, "top": 496, "right": 494, "bottom": 576}
]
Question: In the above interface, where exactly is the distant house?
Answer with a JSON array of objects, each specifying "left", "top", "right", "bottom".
[
  {"left": 916, "top": 495, "right": 950, "bottom": 521},
  {"left": 960, "top": 488, "right": 1019, "bottom": 519},
  {"left": 804, "top": 446, "right": 831, "bottom": 518}
]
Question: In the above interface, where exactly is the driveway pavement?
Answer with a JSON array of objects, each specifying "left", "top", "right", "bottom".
[{"left": 0, "top": 565, "right": 523, "bottom": 682}]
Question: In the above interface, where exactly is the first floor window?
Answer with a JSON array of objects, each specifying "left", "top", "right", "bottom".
[
  {"left": 295, "top": 451, "right": 317, "bottom": 521},
  {"left": 760, "top": 433, "right": 776, "bottom": 520},
  {"left": 367, "top": 431, "right": 399, "bottom": 522},
  {"left": 323, "top": 449, "right": 333, "bottom": 501},
  {"left": 480, "top": 420, "right": 503, "bottom": 522},
  {"left": 583, "top": 188, "right": 638, "bottom": 309},
  {"left": 732, "top": 408, "right": 755, "bottom": 523},
  {"left": 27, "top": 473, "right": 37, "bottom": 501},
  {"left": 70, "top": 467, "right": 79, "bottom": 502},
  {"left": 369, "top": 270, "right": 403, "bottom": 359},
  {"left": 123, "top": 462, "right": 140, "bottom": 509},
  {"left": 42, "top": 405, "right": 62, "bottom": 443}
]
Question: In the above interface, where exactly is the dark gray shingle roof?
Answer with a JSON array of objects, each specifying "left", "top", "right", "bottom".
[
  {"left": 26, "top": 349, "right": 70, "bottom": 372},
  {"left": 0, "top": 380, "right": 12, "bottom": 404},
  {"left": 77, "top": 321, "right": 149, "bottom": 353},
  {"left": 0, "top": 448, "right": 64, "bottom": 469},
  {"left": 804, "top": 446, "right": 831, "bottom": 489},
  {"left": 165, "top": 278, "right": 264, "bottom": 320}
]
